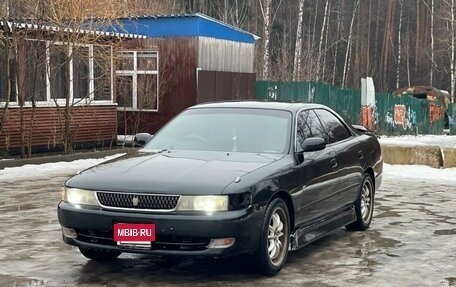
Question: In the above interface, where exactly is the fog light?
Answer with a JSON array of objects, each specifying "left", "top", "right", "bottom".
[
  {"left": 62, "top": 227, "right": 77, "bottom": 239},
  {"left": 208, "top": 237, "right": 236, "bottom": 249}
]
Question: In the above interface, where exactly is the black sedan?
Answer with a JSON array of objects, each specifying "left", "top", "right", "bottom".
[{"left": 58, "top": 101, "right": 383, "bottom": 275}]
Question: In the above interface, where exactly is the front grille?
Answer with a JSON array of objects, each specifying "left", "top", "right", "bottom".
[{"left": 96, "top": 192, "right": 180, "bottom": 210}]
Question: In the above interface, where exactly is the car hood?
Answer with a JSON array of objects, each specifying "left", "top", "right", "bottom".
[{"left": 66, "top": 150, "right": 284, "bottom": 195}]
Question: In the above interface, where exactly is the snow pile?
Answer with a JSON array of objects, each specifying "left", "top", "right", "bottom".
[
  {"left": 0, "top": 153, "right": 125, "bottom": 181},
  {"left": 116, "top": 135, "right": 135, "bottom": 146},
  {"left": 383, "top": 163, "right": 456, "bottom": 184},
  {"left": 379, "top": 135, "right": 456, "bottom": 148}
]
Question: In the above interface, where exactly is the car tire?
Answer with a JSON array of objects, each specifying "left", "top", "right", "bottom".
[
  {"left": 78, "top": 247, "right": 121, "bottom": 261},
  {"left": 254, "top": 198, "right": 290, "bottom": 276},
  {"left": 346, "top": 173, "right": 375, "bottom": 231}
]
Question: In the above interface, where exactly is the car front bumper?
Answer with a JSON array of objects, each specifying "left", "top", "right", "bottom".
[{"left": 57, "top": 201, "right": 263, "bottom": 257}]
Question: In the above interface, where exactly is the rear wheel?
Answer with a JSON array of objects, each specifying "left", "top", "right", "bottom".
[
  {"left": 254, "top": 198, "right": 290, "bottom": 276},
  {"left": 79, "top": 247, "right": 121, "bottom": 261},
  {"left": 346, "top": 174, "right": 374, "bottom": 231}
]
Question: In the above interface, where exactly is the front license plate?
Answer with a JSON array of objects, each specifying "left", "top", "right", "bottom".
[{"left": 113, "top": 223, "right": 156, "bottom": 246}]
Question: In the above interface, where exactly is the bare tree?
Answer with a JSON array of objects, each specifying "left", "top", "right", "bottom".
[
  {"left": 452, "top": 0, "right": 456, "bottom": 100},
  {"left": 430, "top": 0, "right": 435, "bottom": 85},
  {"left": 405, "top": 19, "right": 412, "bottom": 87},
  {"left": 119, "top": 0, "right": 169, "bottom": 16},
  {"left": 292, "top": 0, "right": 305, "bottom": 81},
  {"left": 316, "top": 0, "right": 330, "bottom": 81},
  {"left": 321, "top": 0, "right": 331, "bottom": 81},
  {"left": 0, "top": 24, "right": 15, "bottom": 139},
  {"left": 342, "top": 0, "right": 359, "bottom": 89},
  {"left": 332, "top": 0, "right": 344, "bottom": 86},
  {"left": 259, "top": 0, "right": 272, "bottom": 80},
  {"left": 396, "top": 0, "right": 404, "bottom": 89}
]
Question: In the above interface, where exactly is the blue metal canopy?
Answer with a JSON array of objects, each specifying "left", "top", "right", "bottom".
[{"left": 115, "top": 13, "right": 258, "bottom": 44}]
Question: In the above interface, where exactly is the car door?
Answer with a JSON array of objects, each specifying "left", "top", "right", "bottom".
[
  {"left": 293, "top": 109, "right": 339, "bottom": 226},
  {"left": 313, "top": 109, "right": 364, "bottom": 210}
]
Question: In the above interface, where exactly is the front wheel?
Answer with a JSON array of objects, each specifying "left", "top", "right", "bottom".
[
  {"left": 346, "top": 174, "right": 375, "bottom": 231},
  {"left": 79, "top": 247, "right": 121, "bottom": 261},
  {"left": 254, "top": 198, "right": 290, "bottom": 276}
]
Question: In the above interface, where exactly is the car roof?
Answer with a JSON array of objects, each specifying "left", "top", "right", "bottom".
[{"left": 189, "top": 101, "right": 326, "bottom": 113}]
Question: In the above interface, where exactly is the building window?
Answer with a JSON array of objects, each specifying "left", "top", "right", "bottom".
[
  {"left": 0, "top": 39, "right": 113, "bottom": 106},
  {"left": 25, "top": 40, "right": 47, "bottom": 102},
  {"left": 116, "top": 51, "right": 159, "bottom": 111},
  {"left": 50, "top": 44, "right": 68, "bottom": 100},
  {"left": 73, "top": 46, "right": 90, "bottom": 100},
  {"left": 0, "top": 43, "right": 17, "bottom": 103},
  {"left": 116, "top": 76, "right": 133, "bottom": 108},
  {"left": 93, "top": 46, "right": 112, "bottom": 101}
]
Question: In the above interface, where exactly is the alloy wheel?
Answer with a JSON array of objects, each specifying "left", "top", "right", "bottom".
[
  {"left": 267, "top": 207, "right": 288, "bottom": 266},
  {"left": 360, "top": 179, "right": 373, "bottom": 223}
]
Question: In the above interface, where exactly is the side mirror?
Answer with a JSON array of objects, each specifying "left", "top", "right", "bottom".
[
  {"left": 134, "top": 133, "right": 153, "bottom": 147},
  {"left": 301, "top": 137, "right": 326, "bottom": 152}
]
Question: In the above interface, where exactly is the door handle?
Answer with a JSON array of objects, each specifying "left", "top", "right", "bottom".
[
  {"left": 330, "top": 158, "right": 338, "bottom": 168},
  {"left": 358, "top": 151, "right": 364, "bottom": 159}
]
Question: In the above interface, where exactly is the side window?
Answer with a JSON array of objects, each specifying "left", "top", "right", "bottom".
[
  {"left": 314, "top": 109, "right": 351, "bottom": 143},
  {"left": 296, "top": 110, "right": 328, "bottom": 145},
  {"left": 297, "top": 111, "right": 313, "bottom": 145}
]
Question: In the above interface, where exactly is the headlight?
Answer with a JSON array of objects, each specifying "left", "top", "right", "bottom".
[
  {"left": 176, "top": 195, "right": 228, "bottom": 212},
  {"left": 62, "top": 187, "right": 99, "bottom": 206}
]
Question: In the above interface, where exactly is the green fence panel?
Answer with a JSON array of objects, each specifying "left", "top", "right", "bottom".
[
  {"left": 449, "top": 103, "right": 456, "bottom": 135},
  {"left": 256, "top": 81, "right": 313, "bottom": 102},
  {"left": 256, "top": 81, "right": 446, "bottom": 135},
  {"left": 256, "top": 81, "right": 361, "bottom": 125},
  {"left": 375, "top": 93, "right": 445, "bottom": 135}
]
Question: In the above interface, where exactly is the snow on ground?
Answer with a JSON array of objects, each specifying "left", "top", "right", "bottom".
[
  {"left": 0, "top": 153, "right": 124, "bottom": 181},
  {"left": 116, "top": 135, "right": 135, "bottom": 146},
  {"left": 379, "top": 135, "right": 456, "bottom": 148},
  {"left": 383, "top": 163, "right": 456, "bottom": 184},
  {"left": 1, "top": 152, "right": 455, "bottom": 185}
]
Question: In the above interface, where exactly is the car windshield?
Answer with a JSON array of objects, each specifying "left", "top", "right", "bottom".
[{"left": 143, "top": 108, "right": 292, "bottom": 154}]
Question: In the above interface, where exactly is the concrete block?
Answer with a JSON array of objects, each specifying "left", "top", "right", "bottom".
[
  {"left": 381, "top": 144, "right": 443, "bottom": 168},
  {"left": 442, "top": 148, "right": 456, "bottom": 168}
]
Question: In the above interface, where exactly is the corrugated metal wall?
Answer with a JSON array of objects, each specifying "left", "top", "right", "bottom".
[
  {"left": 447, "top": 103, "right": 455, "bottom": 135},
  {"left": 198, "top": 37, "right": 254, "bottom": 73},
  {"left": 118, "top": 37, "right": 257, "bottom": 135},
  {"left": 256, "top": 81, "right": 361, "bottom": 125},
  {"left": 375, "top": 93, "right": 445, "bottom": 135},
  {"left": 197, "top": 70, "right": 255, "bottom": 103},
  {"left": 118, "top": 37, "right": 199, "bottom": 135},
  {"left": 0, "top": 105, "right": 117, "bottom": 152}
]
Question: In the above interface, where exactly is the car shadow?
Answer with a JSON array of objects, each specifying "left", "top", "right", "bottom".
[
  {"left": 76, "top": 231, "right": 347, "bottom": 285},
  {"left": 77, "top": 254, "right": 262, "bottom": 285}
]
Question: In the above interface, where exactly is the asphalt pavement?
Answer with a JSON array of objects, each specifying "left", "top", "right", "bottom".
[{"left": 0, "top": 170, "right": 455, "bottom": 287}]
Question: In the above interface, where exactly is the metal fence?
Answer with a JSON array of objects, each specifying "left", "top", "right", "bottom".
[
  {"left": 256, "top": 81, "right": 448, "bottom": 135},
  {"left": 256, "top": 81, "right": 361, "bottom": 125},
  {"left": 449, "top": 103, "right": 456, "bottom": 135},
  {"left": 375, "top": 93, "right": 445, "bottom": 135}
]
